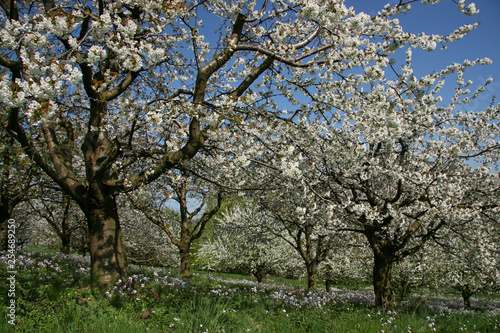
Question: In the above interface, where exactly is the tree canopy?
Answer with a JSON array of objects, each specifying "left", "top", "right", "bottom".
[{"left": 1, "top": 0, "right": 498, "bottom": 306}]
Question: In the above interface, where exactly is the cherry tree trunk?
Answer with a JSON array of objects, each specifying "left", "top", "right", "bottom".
[
  {"left": 306, "top": 261, "right": 318, "bottom": 290},
  {"left": 253, "top": 264, "right": 266, "bottom": 283},
  {"left": 0, "top": 205, "right": 15, "bottom": 251},
  {"left": 462, "top": 291, "right": 471, "bottom": 308},
  {"left": 60, "top": 216, "right": 72, "bottom": 254},
  {"left": 325, "top": 278, "right": 332, "bottom": 292},
  {"left": 373, "top": 251, "right": 394, "bottom": 308},
  {"left": 0, "top": 216, "right": 9, "bottom": 251},
  {"left": 80, "top": 99, "right": 130, "bottom": 288},
  {"left": 85, "top": 193, "right": 128, "bottom": 288},
  {"left": 61, "top": 234, "right": 71, "bottom": 254},
  {"left": 180, "top": 246, "right": 191, "bottom": 278},
  {"left": 460, "top": 286, "right": 473, "bottom": 308},
  {"left": 253, "top": 271, "right": 265, "bottom": 283}
]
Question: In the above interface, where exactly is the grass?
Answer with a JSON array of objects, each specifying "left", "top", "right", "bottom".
[{"left": 1, "top": 249, "right": 499, "bottom": 332}]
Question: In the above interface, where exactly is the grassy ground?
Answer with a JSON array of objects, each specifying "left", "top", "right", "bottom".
[{"left": 1, "top": 249, "right": 499, "bottom": 332}]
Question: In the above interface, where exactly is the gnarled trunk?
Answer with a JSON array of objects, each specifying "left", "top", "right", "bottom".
[
  {"left": 306, "top": 261, "right": 318, "bottom": 290},
  {"left": 325, "top": 278, "right": 331, "bottom": 292},
  {"left": 253, "top": 269, "right": 265, "bottom": 283},
  {"left": 60, "top": 195, "right": 76, "bottom": 254},
  {"left": 80, "top": 98, "right": 129, "bottom": 288},
  {"left": 373, "top": 250, "right": 394, "bottom": 308},
  {"left": 60, "top": 197, "right": 73, "bottom": 254},
  {"left": 179, "top": 246, "right": 191, "bottom": 278},
  {"left": 455, "top": 284, "right": 473, "bottom": 308},
  {"left": 0, "top": 215, "right": 9, "bottom": 251},
  {"left": 0, "top": 202, "right": 17, "bottom": 251},
  {"left": 461, "top": 289, "right": 472, "bottom": 308},
  {"left": 85, "top": 193, "right": 128, "bottom": 288},
  {"left": 61, "top": 234, "right": 71, "bottom": 254}
]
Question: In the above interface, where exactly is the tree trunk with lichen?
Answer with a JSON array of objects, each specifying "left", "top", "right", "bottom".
[
  {"left": 454, "top": 284, "right": 474, "bottom": 308},
  {"left": 306, "top": 260, "right": 318, "bottom": 290},
  {"left": 0, "top": 209, "right": 11, "bottom": 251},
  {"left": 85, "top": 188, "right": 128, "bottom": 288},
  {"left": 372, "top": 248, "right": 395, "bottom": 308},
  {"left": 179, "top": 245, "right": 191, "bottom": 278}
]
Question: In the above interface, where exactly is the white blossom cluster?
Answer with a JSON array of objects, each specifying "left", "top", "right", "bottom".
[
  {"left": 198, "top": 202, "right": 304, "bottom": 279},
  {"left": 0, "top": 0, "right": 498, "bottom": 301}
]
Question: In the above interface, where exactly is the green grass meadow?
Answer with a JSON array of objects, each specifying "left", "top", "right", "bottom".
[{"left": 1, "top": 249, "right": 499, "bottom": 332}]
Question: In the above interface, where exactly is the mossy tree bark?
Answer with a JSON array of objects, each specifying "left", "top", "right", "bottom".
[{"left": 372, "top": 248, "right": 395, "bottom": 308}]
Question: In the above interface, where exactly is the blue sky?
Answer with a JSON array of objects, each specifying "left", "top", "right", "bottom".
[
  {"left": 347, "top": 0, "right": 500, "bottom": 110},
  {"left": 175, "top": 1, "right": 500, "bottom": 209},
  {"left": 345, "top": 1, "right": 499, "bottom": 172},
  {"left": 194, "top": 1, "right": 499, "bottom": 111}
]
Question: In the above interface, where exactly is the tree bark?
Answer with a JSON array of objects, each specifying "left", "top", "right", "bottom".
[
  {"left": 458, "top": 285, "right": 473, "bottom": 308},
  {"left": 60, "top": 195, "right": 79, "bottom": 254},
  {"left": 79, "top": 96, "right": 129, "bottom": 287},
  {"left": 462, "top": 290, "right": 471, "bottom": 308},
  {"left": 61, "top": 233, "right": 71, "bottom": 254},
  {"left": 306, "top": 261, "right": 318, "bottom": 290},
  {"left": 84, "top": 191, "right": 128, "bottom": 288},
  {"left": 253, "top": 271, "right": 265, "bottom": 283},
  {"left": 253, "top": 264, "right": 266, "bottom": 283},
  {"left": 373, "top": 250, "right": 394, "bottom": 308},
  {"left": 325, "top": 278, "right": 331, "bottom": 292},
  {"left": 0, "top": 216, "right": 9, "bottom": 251},
  {"left": 179, "top": 246, "right": 191, "bottom": 278},
  {"left": 60, "top": 207, "right": 72, "bottom": 254},
  {"left": 0, "top": 204, "right": 16, "bottom": 251}
]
